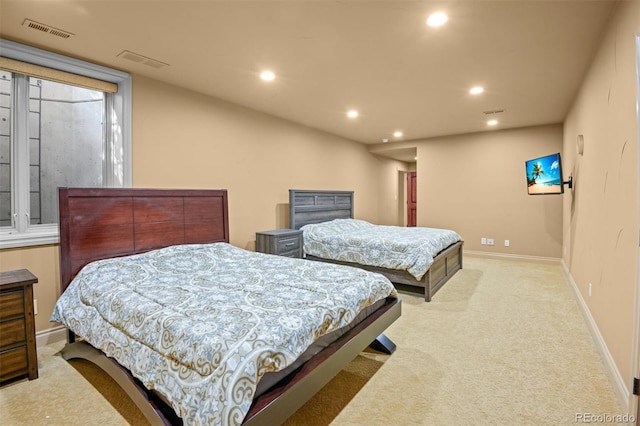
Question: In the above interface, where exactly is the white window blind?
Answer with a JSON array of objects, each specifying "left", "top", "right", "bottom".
[{"left": 0, "top": 56, "right": 118, "bottom": 93}]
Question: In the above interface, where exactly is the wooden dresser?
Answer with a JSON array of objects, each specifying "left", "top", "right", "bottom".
[
  {"left": 255, "top": 229, "right": 303, "bottom": 258},
  {"left": 0, "top": 269, "right": 38, "bottom": 384}
]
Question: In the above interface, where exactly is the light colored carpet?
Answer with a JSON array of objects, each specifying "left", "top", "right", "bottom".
[
  {"left": 0, "top": 341, "right": 131, "bottom": 425},
  {"left": 0, "top": 256, "right": 624, "bottom": 425},
  {"left": 332, "top": 257, "right": 624, "bottom": 425}
]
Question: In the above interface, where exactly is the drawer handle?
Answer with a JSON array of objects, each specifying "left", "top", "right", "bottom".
[{"left": 284, "top": 242, "right": 295, "bottom": 247}]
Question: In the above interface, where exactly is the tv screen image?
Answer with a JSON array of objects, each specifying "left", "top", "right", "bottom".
[{"left": 525, "top": 152, "right": 564, "bottom": 195}]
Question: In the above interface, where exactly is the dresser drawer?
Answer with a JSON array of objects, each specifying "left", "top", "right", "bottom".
[
  {"left": 0, "top": 346, "right": 28, "bottom": 382},
  {"left": 0, "top": 290, "right": 24, "bottom": 321},
  {"left": 0, "top": 318, "right": 26, "bottom": 350},
  {"left": 277, "top": 236, "right": 301, "bottom": 253},
  {"left": 0, "top": 269, "right": 38, "bottom": 383}
]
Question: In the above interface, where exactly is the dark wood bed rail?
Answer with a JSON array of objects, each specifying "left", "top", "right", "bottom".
[{"left": 58, "top": 187, "right": 229, "bottom": 293}]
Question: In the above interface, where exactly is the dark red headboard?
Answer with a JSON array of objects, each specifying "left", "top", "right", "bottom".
[{"left": 58, "top": 188, "right": 229, "bottom": 292}]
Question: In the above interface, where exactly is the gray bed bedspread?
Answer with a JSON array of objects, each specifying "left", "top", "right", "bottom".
[
  {"left": 301, "top": 218, "right": 462, "bottom": 280},
  {"left": 51, "top": 242, "right": 396, "bottom": 425}
]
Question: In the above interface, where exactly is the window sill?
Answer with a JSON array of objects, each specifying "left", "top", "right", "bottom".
[{"left": 0, "top": 228, "right": 60, "bottom": 249}]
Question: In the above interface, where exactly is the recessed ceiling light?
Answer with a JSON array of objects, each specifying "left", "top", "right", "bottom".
[
  {"left": 393, "top": 131, "right": 403, "bottom": 138},
  {"left": 382, "top": 138, "right": 389, "bottom": 143},
  {"left": 260, "top": 70, "right": 275, "bottom": 81},
  {"left": 487, "top": 119, "right": 498, "bottom": 126},
  {"left": 347, "top": 110, "right": 359, "bottom": 118},
  {"left": 470, "top": 86, "right": 484, "bottom": 95},
  {"left": 427, "top": 12, "right": 448, "bottom": 27}
]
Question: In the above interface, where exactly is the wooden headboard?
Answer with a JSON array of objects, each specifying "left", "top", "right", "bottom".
[
  {"left": 58, "top": 187, "right": 229, "bottom": 292},
  {"left": 289, "top": 190, "right": 354, "bottom": 230}
]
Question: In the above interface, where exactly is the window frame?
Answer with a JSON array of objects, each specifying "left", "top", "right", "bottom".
[{"left": 0, "top": 39, "right": 132, "bottom": 249}]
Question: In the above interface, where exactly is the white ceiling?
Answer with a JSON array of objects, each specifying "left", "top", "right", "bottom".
[{"left": 0, "top": 1, "right": 615, "bottom": 162}]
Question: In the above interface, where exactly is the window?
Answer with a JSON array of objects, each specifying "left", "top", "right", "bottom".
[{"left": 0, "top": 39, "right": 131, "bottom": 248}]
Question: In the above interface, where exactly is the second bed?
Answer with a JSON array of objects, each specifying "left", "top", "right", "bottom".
[{"left": 289, "top": 189, "right": 464, "bottom": 302}]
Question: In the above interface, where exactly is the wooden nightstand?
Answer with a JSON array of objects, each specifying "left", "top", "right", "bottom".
[
  {"left": 255, "top": 229, "right": 303, "bottom": 258},
  {"left": 0, "top": 269, "right": 38, "bottom": 384}
]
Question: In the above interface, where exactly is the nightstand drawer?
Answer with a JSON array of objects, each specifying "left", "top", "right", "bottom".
[
  {"left": 0, "top": 290, "right": 24, "bottom": 321},
  {"left": 0, "top": 346, "right": 28, "bottom": 382},
  {"left": 0, "top": 319, "right": 26, "bottom": 350},
  {"left": 279, "top": 249, "right": 302, "bottom": 258},
  {"left": 255, "top": 229, "right": 303, "bottom": 258},
  {"left": 277, "top": 236, "right": 301, "bottom": 253}
]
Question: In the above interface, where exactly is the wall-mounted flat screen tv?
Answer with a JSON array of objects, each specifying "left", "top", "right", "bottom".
[{"left": 525, "top": 152, "right": 564, "bottom": 195}]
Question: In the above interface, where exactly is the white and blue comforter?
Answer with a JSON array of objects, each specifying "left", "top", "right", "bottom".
[
  {"left": 51, "top": 242, "right": 396, "bottom": 425},
  {"left": 301, "top": 219, "right": 462, "bottom": 280}
]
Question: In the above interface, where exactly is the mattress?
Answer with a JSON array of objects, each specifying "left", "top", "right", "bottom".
[
  {"left": 51, "top": 242, "right": 397, "bottom": 426},
  {"left": 301, "top": 218, "right": 462, "bottom": 280}
]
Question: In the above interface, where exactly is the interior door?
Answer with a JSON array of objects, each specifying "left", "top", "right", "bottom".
[{"left": 407, "top": 172, "right": 417, "bottom": 227}]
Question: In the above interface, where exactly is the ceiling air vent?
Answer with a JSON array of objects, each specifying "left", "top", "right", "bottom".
[
  {"left": 483, "top": 109, "right": 505, "bottom": 115},
  {"left": 117, "top": 50, "right": 169, "bottom": 69},
  {"left": 22, "top": 19, "right": 73, "bottom": 39}
]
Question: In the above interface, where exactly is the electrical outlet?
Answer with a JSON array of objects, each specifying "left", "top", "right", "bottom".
[
  {"left": 34, "top": 299, "right": 38, "bottom": 315},
  {"left": 588, "top": 283, "right": 592, "bottom": 297},
  {"left": 504, "top": 240, "right": 510, "bottom": 247},
  {"left": 481, "top": 237, "right": 486, "bottom": 245},
  {"left": 487, "top": 238, "right": 494, "bottom": 246}
]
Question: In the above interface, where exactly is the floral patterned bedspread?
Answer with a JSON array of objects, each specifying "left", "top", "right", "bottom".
[
  {"left": 301, "top": 219, "right": 462, "bottom": 280},
  {"left": 51, "top": 243, "right": 396, "bottom": 425}
]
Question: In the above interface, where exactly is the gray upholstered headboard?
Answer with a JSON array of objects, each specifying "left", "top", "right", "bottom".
[{"left": 289, "top": 190, "right": 354, "bottom": 229}]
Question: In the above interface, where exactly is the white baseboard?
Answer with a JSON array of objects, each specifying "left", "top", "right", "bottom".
[
  {"left": 464, "top": 250, "right": 560, "bottom": 264},
  {"left": 36, "top": 325, "right": 67, "bottom": 348},
  {"left": 560, "top": 260, "right": 630, "bottom": 412}
]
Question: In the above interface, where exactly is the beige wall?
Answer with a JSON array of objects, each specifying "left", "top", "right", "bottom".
[
  {"left": 414, "top": 124, "right": 564, "bottom": 257},
  {"left": 0, "top": 75, "right": 406, "bottom": 335},
  {"left": 562, "top": 1, "right": 639, "bottom": 397},
  {"left": 131, "top": 76, "right": 407, "bottom": 249},
  {"left": 374, "top": 161, "right": 413, "bottom": 226},
  {"left": 0, "top": 245, "right": 60, "bottom": 332}
]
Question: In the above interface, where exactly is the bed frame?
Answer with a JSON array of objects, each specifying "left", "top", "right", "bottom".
[
  {"left": 57, "top": 187, "right": 400, "bottom": 425},
  {"left": 289, "top": 189, "right": 463, "bottom": 302}
]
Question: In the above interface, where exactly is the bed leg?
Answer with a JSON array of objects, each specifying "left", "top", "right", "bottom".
[
  {"left": 424, "top": 271, "right": 432, "bottom": 302},
  {"left": 61, "top": 341, "right": 172, "bottom": 426},
  {"left": 368, "top": 333, "right": 396, "bottom": 354}
]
